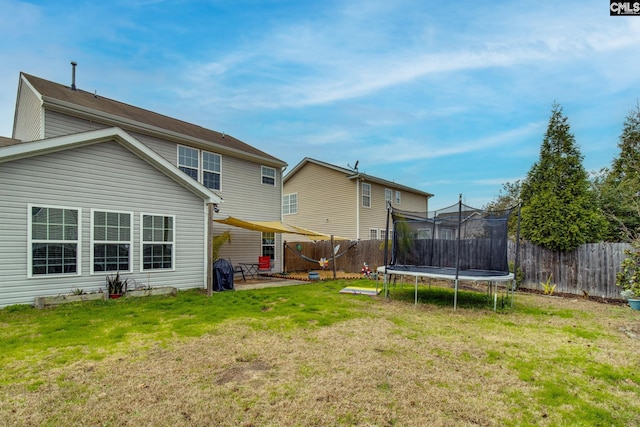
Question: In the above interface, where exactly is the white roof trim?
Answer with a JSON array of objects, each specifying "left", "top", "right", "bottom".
[{"left": 0, "top": 127, "right": 222, "bottom": 204}]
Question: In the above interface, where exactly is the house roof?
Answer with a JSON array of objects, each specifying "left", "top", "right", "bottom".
[
  {"left": 0, "top": 136, "right": 21, "bottom": 147},
  {"left": 18, "top": 73, "right": 286, "bottom": 167},
  {"left": 284, "top": 157, "right": 434, "bottom": 198},
  {"left": 0, "top": 127, "right": 222, "bottom": 205}
]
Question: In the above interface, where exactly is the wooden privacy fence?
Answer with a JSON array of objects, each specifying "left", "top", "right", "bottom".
[
  {"left": 284, "top": 239, "right": 633, "bottom": 300},
  {"left": 283, "top": 240, "right": 386, "bottom": 274},
  {"left": 509, "top": 241, "right": 632, "bottom": 299}
]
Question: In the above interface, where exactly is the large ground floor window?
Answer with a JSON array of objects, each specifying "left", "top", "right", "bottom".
[
  {"left": 29, "top": 205, "right": 80, "bottom": 276},
  {"left": 92, "top": 210, "right": 133, "bottom": 273},
  {"left": 142, "top": 214, "right": 175, "bottom": 270}
]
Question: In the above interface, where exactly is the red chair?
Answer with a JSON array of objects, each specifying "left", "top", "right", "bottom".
[{"left": 258, "top": 256, "right": 272, "bottom": 279}]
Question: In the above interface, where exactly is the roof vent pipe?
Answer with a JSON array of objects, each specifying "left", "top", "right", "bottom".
[{"left": 70, "top": 61, "right": 77, "bottom": 90}]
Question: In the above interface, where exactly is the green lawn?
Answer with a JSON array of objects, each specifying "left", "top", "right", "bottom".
[{"left": 1, "top": 279, "right": 639, "bottom": 426}]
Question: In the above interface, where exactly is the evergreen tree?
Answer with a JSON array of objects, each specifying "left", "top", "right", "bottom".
[
  {"left": 520, "top": 103, "right": 605, "bottom": 251},
  {"left": 484, "top": 180, "right": 522, "bottom": 239},
  {"left": 598, "top": 105, "right": 640, "bottom": 241}
]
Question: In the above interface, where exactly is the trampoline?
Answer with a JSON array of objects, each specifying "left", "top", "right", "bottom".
[{"left": 377, "top": 195, "right": 520, "bottom": 310}]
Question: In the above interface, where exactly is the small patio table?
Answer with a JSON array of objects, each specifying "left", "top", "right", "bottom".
[{"left": 240, "top": 263, "right": 259, "bottom": 279}]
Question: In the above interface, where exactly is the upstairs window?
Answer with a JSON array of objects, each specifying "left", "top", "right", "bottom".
[
  {"left": 178, "top": 146, "right": 199, "bottom": 180},
  {"left": 362, "top": 183, "right": 371, "bottom": 208},
  {"left": 262, "top": 166, "right": 276, "bottom": 186},
  {"left": 177, "top": 145, "right": 221, "bottom": 190},
  {"left": 395, "top": 190, "right": 401, "bottom": 205},
  {"left": 202, "top": 151, "right": 221, "bottom": 190},
  {"left": 283, "top": 193, "right": 298, "bottom": 215},
  {"left": 385, "top": 188, "right": 392, "bottom": 203},
  {"left": 29, "top": 205, "right": 80, "bottom": 276}
]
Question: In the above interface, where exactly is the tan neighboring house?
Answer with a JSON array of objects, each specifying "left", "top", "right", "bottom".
[
  {"left": 282, "top": 158, "right": 433, "bottom": 241},
  {"left": 0, "top": 69, "right": 286, "bottom": 307}
]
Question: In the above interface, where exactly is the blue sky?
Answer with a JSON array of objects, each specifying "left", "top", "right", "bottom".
[{"left": 1, "top": 1, "right": 639, "bottom": 210}]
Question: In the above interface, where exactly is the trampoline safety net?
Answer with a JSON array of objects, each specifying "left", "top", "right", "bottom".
[{"left": 389, "top": 201, "right": 514, "bottom": 276}]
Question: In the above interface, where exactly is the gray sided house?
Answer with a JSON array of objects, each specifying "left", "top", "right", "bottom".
[
  {"left": 283, "top": 158, "right": 434, "bottom": 241},
  {"left": 0, "top": 71, "right": 286, "bottom": 307}
]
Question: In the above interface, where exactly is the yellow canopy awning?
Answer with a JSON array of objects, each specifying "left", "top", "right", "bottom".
[{"left": 213, "top": 216, "right": 346, "bottom": 241}]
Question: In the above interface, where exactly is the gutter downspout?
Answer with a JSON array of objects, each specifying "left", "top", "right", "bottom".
[
  {"left": 355, "top": 176, "right": 360, "bottom": 240},
  {"left": 207, "top": 203, "right": 214, "bottom": 297}
]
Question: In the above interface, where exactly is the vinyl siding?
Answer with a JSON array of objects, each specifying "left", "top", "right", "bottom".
[
  {"left": 44, "top": 110, "right": 107, "bottom": 139},
  {"left": 0, "top": 140, "right": 207, "bottom": 307},
  {"left": 37, "top": 109, "right": 284, "bottom": 270},
  {"left": 284, "top": 162, "right": 431, "bottom": 241},
  {"left": 13, "top": 80, "right": 43, "bottom": 142},
  {"left": 360, "top": 183, "right": 429, "bottom": 235},
  {"left": 132, "top": 132, "right": 284, "bottom": 269},
  {"left": 284, "top": 163, "right": 357, "bottom": 239}
]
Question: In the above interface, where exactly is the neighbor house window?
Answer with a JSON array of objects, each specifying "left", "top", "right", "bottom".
[
  {"left": 395, "top": 190, "right": 401, "bottom": 205},
  {"left": 380, "top": 229, "right": 387, "bottom": 240},
  {"left": 441, "top": 228, "right": 454, "bottom": 240},
  {"left": 262, "top": 166, "right": 276, "bottom": 186},
  {"left": 92, "top": 210, "right": 132, "bottom": 273},
  {"left": 362, "top": 183, "right": 371, "bottom": 208},
  {"left": 262, "top": 232, "right": 275, "bottom": 259},
  {"left": 370, "top": 229, "right": 378, "bottom": 239},
  {"left": 141, "top": 214, "right": 174, "bottom": 270},
  {"left": 417, "top": 228, "right": 432, "bottom": 239},
  {"left": 385, "top": 188, "right": 392, "bottom": 203},
  {"left": 29, "top": 205, "right": 80, "bottom": 276},
  {"left": 177, "top": 145, "right": 221, "bottom": 190},
  {"left": 283, "top": 193, "right": 298, "bottom": 215}
]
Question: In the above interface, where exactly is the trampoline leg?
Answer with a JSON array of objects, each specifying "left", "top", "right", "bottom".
[
  {"left": 415, "top": 276, "right": 418, "bottom": 305},
  {"left": 454, "top": 279, "right": 458, "bottom": 311}
]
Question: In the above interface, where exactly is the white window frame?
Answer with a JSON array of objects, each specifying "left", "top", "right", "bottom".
[
  {"left": 28, "top": 204, "right": 81, "bottom": 278},
  {"left": 417, "top": 228, "right": 432, "bottom": 239},
  {"left": 91, "top": 209, "right": 133, "bottom": 274},
  {"left": 140, "top": 213, "right": 176, "bottom": 271},
  {"left": 262, "top": 166, "right": 276, "bottom": 186},
  {"left": 177, "top": 145, "right": 222, "bottom": 190},
  {"left": 283, "top": 193, "right": 298, "bottom": 215},
  {"left": 362, "top": 183, "right": 371, "bottom": 208},
  {"left": 177, "top": 146, "right": 199, "bottom": 180},
  {"left": 202, "top": 151, "right": 222, "bottom": 191},
  {"left": 395, "top": 190, "right": 401, "bottom": 205},
  {"left": 262, "top": 232, "right": 275, "bottom": 259},
  {"left": 385, "top": 188, "right": 392, "bottom": 203},
  {"left": 369, "top": 228, "right": 378, "bottom": 240},
  {"left": 441, "top": 228, "right": 454, "bottom": 240},
  {"left": 380, "top": 229, "right": 387, "bottom": 241}
]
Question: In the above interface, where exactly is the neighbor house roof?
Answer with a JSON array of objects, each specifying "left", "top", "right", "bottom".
[
  {"left": 0, "top": 127, "right": 222, "bottom": 205},
  {"left": 284, "top": 157, "right": 434, "bottom": 198},
  {"left": 17, "top": 73, "right": 286, "bottom": 167}
]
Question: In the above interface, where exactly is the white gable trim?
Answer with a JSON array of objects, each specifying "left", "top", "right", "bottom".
[{"left": 0, "top": 127, "right": 222, "bottom": 205}]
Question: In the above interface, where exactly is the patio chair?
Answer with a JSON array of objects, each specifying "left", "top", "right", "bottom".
[
  {"left": 229, "top": 259, "right": 246, "bottom": 281},
  {"left": 258, "top": 256, "right": 273, "bottom": 279}
]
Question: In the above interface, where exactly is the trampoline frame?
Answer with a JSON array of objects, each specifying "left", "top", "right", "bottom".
[
  {"left": 376, "top": 265, "right": 514, "bottom": 310},
  {"left": 378, "top": 195, "right": 521, "bottom": 310}
]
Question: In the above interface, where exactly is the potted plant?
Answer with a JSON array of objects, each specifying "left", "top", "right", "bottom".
[
  {"left": 106, "top": 272, "right": 128, "bottom": 299},
  {"left": 616, "top": 245, "right": 640, "bottom": 310}
]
